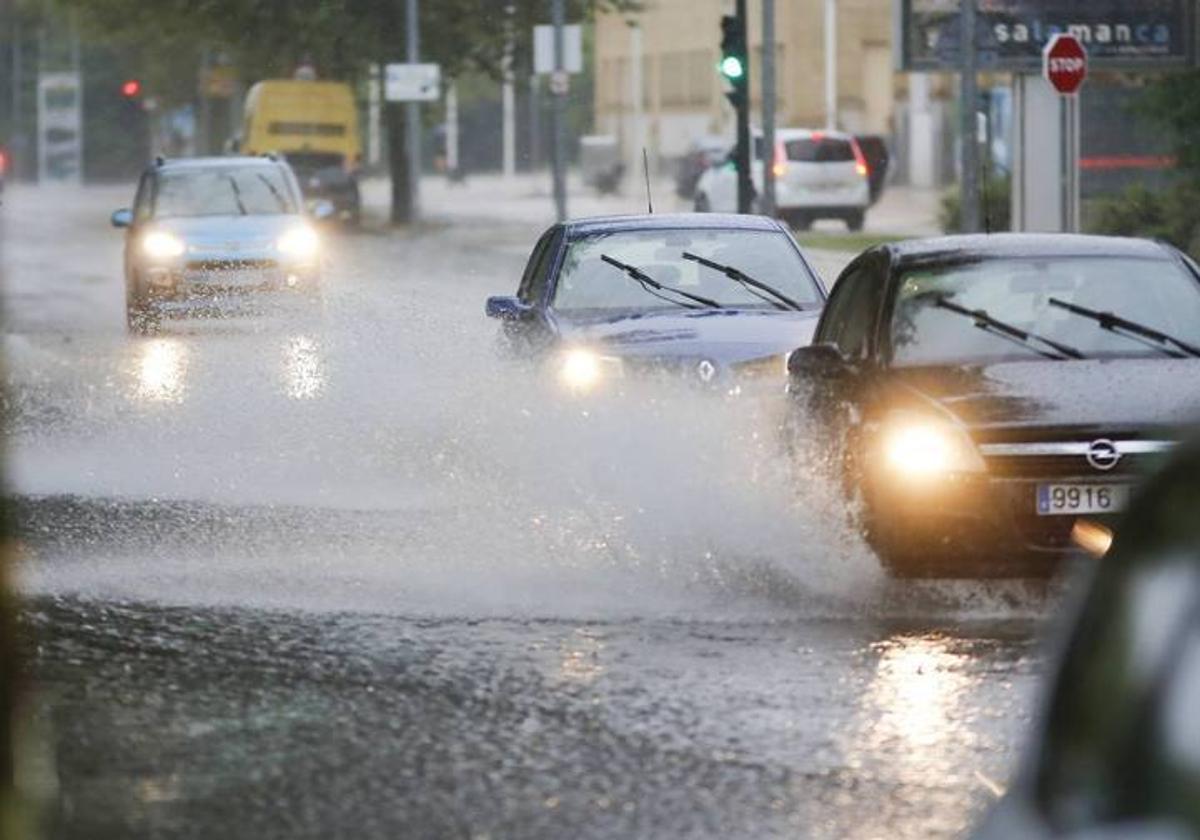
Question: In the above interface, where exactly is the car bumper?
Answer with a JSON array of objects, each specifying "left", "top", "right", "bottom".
[
  {"left": 140, "top": 260, "right": 319, "bottom": 296},
  {"left": 862, "top": 470, "right": 1130, "bottom": 576}
]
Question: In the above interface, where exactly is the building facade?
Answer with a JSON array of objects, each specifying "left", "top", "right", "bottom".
[{"left": 594, "top": 0, "right": 906, "bottom": 168}]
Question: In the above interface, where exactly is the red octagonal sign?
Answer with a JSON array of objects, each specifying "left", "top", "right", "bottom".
[{"left": 1044, "top": 33, "right": 1088, "bottom": 96}]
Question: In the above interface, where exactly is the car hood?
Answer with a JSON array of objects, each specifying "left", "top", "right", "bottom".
[
  {"left": 151, "top": 214, "right": 304, "bottom": 247},
  {"left": 557, "top": 308, "right": 821, "bottom": 366},
  {"left": 887, "top": 358, "right": 1200, "bottom": 435}
]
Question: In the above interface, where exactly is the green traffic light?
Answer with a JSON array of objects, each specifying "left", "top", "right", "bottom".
[{"left": 719, "top": 55, "right": 744, "bottom": 80}]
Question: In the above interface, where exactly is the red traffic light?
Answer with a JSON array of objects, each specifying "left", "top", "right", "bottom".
[{"left": 121, "top": 79, "right": 142, "bottom": 98}]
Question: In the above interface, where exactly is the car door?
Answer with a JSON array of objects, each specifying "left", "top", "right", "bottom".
[
  {"left": 810, "top": 254, "right": 887, "bottom": 420},
  {"left": 125, "top": 170, "right": 155, "bottom": 285},
  {"left": 505, "top": 226, "right": 561, "bottom": 349}
]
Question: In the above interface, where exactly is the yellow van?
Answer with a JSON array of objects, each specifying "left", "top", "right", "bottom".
[{"left": 240, "top": 80, "right": 362, "bottom": 221}]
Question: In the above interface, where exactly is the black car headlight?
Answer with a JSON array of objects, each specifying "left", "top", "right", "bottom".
[{"left": 877, "top": 411, "right": 986, "bottom": 479}]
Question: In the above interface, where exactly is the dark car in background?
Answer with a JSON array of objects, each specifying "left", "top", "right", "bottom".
[
  {"left": 486, "top": 213, "right": 826, "bottom": 393},
  {"left": 974, "top": 436, "right": 1200, "bottom": 839},
  {"left": 787, "top": 234, "right": 1200, "bottom": 577},
  {"left": 853, "top": 134, "right": 890, "bottom": 205},
  {"left": 674, "top": 136, "right": 728, "bottom": 200}
]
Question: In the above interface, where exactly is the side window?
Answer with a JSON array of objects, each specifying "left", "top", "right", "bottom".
[
  {"left": 817, "top": 262, "right": 882, "bottom": 360},
  {"left": 518, "top": 229, "right": 559, "bottom": 305},
  {"left": 133, "top": 173, "right": 154, "bottom": 223}
]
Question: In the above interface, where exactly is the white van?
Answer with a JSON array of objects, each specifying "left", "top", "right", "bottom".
[{"left": 693, "top": 128, "right": 871, "bottom": 230}]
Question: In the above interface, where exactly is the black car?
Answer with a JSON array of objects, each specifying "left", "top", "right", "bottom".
[
  {"left": 486, "top": 213, "right": 826, "bottom": 392},
  {"left": 974, "top": 436, "right": 1200, "bottom": 839},
  {"left": 787, "top": 233, "right": 1200, "bottom": 577},
  {"left": 283, "top": 151, "right": 361, "bottom": 224}
]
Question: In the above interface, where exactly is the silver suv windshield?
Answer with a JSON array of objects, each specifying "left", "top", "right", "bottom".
[
  {"left": 889, "top": 256, "right": 1200, "bottom": 366},
  {"left": 154, "top": 167, "right": 297, "bottom": 218}
]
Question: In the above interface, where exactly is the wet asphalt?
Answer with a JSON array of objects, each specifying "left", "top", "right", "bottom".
[{"left": 4, "top": 185, "right": 1062, "bottom": 839}]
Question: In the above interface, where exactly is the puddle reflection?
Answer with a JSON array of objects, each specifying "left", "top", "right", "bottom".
[
  {"left": 849, "top": 633, "right": 975, "bottom": 785},
  {"left": 134, "top": 338, "right": 189, "bottom": 404},
  {"left": 282, "top": 335, "right": 325, "bottom": 400}
]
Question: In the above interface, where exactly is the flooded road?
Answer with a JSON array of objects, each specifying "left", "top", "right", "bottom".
[{"left": 5, "top": 185, "right": 1059, "bottom": 838}]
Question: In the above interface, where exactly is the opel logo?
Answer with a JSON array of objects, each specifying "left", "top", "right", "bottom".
[
  {"left": 696, "top": 359, "right": 717, "bottom": 383},
  {"left": 1086, "top": 439, "right": 1121, "bottom": 471}
]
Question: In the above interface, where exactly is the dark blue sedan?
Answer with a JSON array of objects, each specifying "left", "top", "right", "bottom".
[{"left": 486, "top": 213, "right": 827, "bottom": 391}]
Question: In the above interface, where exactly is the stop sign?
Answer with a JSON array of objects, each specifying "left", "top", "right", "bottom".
[{"left": 1043, "top": 34, "right": 1088, "bottom": 95}]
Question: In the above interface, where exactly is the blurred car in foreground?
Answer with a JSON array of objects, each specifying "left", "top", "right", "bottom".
[
  {"left": 485, "top": 213, "right": 826, "bottom": 392},
  {"left": 787, "top": 234, "right": 1200, "bottom": 577},
  {"left": 112, "top": 155, "right": 331, "bottom": 330},
  {"left": 693, "top": 129, "right": 871, "bottom": 231},
  {"left": 974, "top": 437, "right": 1200, "bottom": 839}
]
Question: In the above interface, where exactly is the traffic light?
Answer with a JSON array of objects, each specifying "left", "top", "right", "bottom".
[
  {"left": 719, "top": 15, "right": 747, "bottom": 87},
  {"left": 719, "top": 4, "right": 753, "bottom": 213},
  {"left": 121, "top": 79, "right": 142, "bottom": 98}
]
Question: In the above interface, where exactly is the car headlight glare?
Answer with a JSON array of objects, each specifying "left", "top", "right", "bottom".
[
  {"left": 558, "top": 348, "right": 624, "bottom": 392},
  {"left": 277, "top": 225, "right": 320, "bottom": 259},
  {"left": 881, "top": 413, "right": 984, "bottom": 477},
  {"left": 561, "top": 348, "right": 603, "bottom": 391},
  {"left": 141, "top": 231, "right": 186, "bottom": 259}
]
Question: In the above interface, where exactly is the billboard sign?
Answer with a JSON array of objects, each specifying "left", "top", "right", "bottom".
[{"left": 896, "top": 0, "right": 1195, "bottom": 71}]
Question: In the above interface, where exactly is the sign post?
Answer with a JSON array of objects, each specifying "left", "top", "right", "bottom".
[{"left": 1043, "top": 33, "right": 1087, "bottom": 232}]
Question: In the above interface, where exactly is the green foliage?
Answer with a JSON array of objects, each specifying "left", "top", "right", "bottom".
[
  {"left": 61, "top": 0, "right": 641, "bottom": 107},
  {"left": 939, "top": 175, "right": 1012, "bottom": 234},
  {"left": 1089, "top": 69, "right": 1200, "bottom": 257},
  {"left": 1136, "top": 70, "right": 1200, "bottom": 177},
  {"left": 1089, "top": 182, "right": 1200, "bottom": 258}
]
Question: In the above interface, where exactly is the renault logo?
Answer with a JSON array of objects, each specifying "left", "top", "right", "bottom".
[
  {"left": 1086, "top": 439, "right": 1121, "bottom": 471},
  {"left": 696, "top": 359, "right": 717, "bottom": 383}
]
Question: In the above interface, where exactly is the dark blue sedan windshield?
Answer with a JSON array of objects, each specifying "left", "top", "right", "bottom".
[{"left": 553, "top": 228, "right": 821, "bottom": 313}]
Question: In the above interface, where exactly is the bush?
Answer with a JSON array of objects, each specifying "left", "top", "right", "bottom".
[
  {"left": 1089, "top": 181, "right": 1200, "bottom": 258},
  {"left": 939, "top": 176, "right": 1012, "bottom": 234}
]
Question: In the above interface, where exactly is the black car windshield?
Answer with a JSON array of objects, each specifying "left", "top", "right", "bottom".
[
  {"left": 888, "top": 256, "right": 1200, "bottom": 366},
  {"left": 153, "top": 167, "right": 298, "bottom": 217},
  {"left": 553, "top": 228, "right": 821, "bottom": 314}
]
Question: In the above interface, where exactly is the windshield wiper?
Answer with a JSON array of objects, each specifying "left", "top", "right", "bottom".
[
  {"left": 600, "top": 254, "right": 723, "bottom": 310},
  {"left": 255, "top": 173, "right": 289, "bottom": 212},
  {"left": 934, "top": 295, "right": 1086, "bottom": 361},
  {"left": 1048, "top": 297, "right": 1200, "bottom": 359},
  {"left": 681, "top": 251, "right": 805, "bottom": 311},
  {"left": 226, "top": 175, "right": 248, "bottom": 215}
]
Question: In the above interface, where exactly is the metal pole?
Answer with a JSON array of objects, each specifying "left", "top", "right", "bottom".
[
  {"left": 761, "top": 0, "right": 777, "bottom": 217},
  {"left": 406, "top": 0, "right": 421, "bottom": 218},
  {"left": 960, "top": 0, "right": 980, "bottom": 232},
  {"left": 198, "top": 48, "right": 212, "bottom": 155},
  {"left": 502, "top": 3, "right": 515, "bottom": 178},
  {"left": 367, "top": 64, "right": 381, "bottom": 167},
  {"left": 824, "top": 0, "right": 837, "bottom": 130},
  {"left": 629, "top": 21, "right": 643, "bottom": 195},
  {"left": 446, "top": 81, "right": 459, "bottom": 173},
  {"left": 735, "top": 0, "right": 752, "bottom": 213},
  {"left": 12, "top": 17, "right": 22, "bottom": 179},
  {"left": 551, "top": 0, "right": 567, "bottom": 221},
  {"left": 529, "top": 74, "right": 541, "bottom": 170}
]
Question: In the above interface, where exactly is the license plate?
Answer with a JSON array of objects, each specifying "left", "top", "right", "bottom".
[
  {"left": 1036, "top": 483, "right": 1130, "bottom": 516},
  {"left": 189, "top": 269, "right": 273, "bottom": 287}
]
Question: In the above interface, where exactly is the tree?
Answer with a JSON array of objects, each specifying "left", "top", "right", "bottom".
[
  {"left": 1089, "top": 71, "right": 1200, "bottom": 256},
  {"left": 62, "top": 0, "right": 640, "bottom": 222}
]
